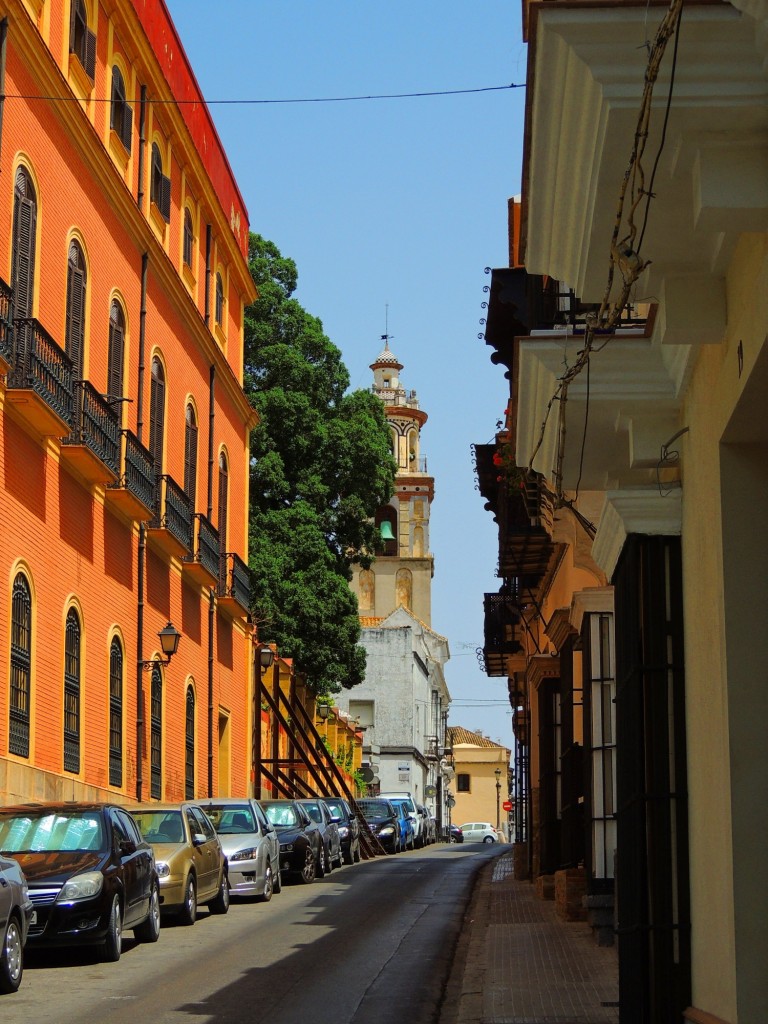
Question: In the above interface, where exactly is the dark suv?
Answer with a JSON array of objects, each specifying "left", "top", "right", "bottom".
[{"left": 0, "top": 802, "right": 160, "bottom": 962}]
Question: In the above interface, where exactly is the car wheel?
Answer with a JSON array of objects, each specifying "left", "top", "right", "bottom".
[
  {"left": 102, "top": 895, "right": 122, "bottom": 963},
  {"left": 316, "top": 843, "right": 326, "bottom": 877},
  {"left": 258, "top": 865, "right": 274, "bottom": 903},
  {"left": 272, "top": 860, "right": 282, "bottom": 894},
  {"left": 0, "top": 916, "right": 23, "bottom": 994},
  {"left": 483, "top": 835, "right": 496, "bottom": 844},
  {"left": 298, "top": 846, "right": 316, "bottom": 884},
  {"left": 450, "top": 834, "right": 459, "bottom": 844},
  {"left": 332, "top": 846, "right": 343, "bottom": 869},
  {"left": 134, "top": 882, "right": 161, "bottom": 943},
  {"left": 178, "top": 874, "right": 197, "bottom": 926},
  {"left": 209, "top": 870, "right": 230, "bottom": 914},
  {"left": 342, "top": 845, "right": 354, "bottom": 866},
  {"left": 353, "top": 843, "right": 361, "bottom": 864}
]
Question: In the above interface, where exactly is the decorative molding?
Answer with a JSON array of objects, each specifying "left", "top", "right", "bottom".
[
  {"left": 545, "top": 608, "right": 576, "bottom": 651},
  {"left": 684, "top": 1008, "right": 733, "bottom": 1024},
  {"left": 527, "top": 654, "right": 560, "bottom": 690},
  {"left": 570, "top": 586, "right": 614, "bottom": 635},
  {"left": 592, "top": 488, "right": 682, "bottom": 580}
]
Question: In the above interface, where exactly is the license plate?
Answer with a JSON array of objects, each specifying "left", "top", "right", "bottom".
[{"left": 29, "top": 910, "right": 37, "bottom": 925}]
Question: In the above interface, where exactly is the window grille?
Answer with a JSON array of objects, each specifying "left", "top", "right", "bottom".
[{"left": 64, "top": 609, "right": 81, "bottom": 774}]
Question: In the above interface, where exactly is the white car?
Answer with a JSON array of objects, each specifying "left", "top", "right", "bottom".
[{"left": 459, "top": 822, "right": 498, "bottom": 843}]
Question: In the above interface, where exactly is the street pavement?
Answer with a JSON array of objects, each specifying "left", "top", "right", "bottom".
[{"left": 441, "top": 849, "right": 619, "bottom": 1024}]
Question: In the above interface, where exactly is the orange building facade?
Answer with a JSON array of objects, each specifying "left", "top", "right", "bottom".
[{"left": 0, "top": 0, "right": 257, "bottom": 805}]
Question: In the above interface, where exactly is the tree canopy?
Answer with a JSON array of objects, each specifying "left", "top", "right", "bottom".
[{"left": 245, "top": 233, "right": 396, "bottom": 693}]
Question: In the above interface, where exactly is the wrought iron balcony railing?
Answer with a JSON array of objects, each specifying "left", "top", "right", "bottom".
[
  {"left": 218, "top": 551, "right": 251, "bottom": 612},
  {"left": 7, "top": 316, "right": 74, "bottom": 428},
  {"left": 151, "top": 474, "right": 193, "bottom": 553},
  {"left": 0, "top": 277, "right": 12, "bottom": 364},
  {"left": 183, "top": 512, "right": 220, "bottom": 583},
  {"left": 62, "top": 380, "right": 120, "bottom": 476}
]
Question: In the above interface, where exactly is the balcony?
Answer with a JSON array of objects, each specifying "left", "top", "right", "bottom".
[
  {"left": 482, "top": 590, "right": 525, "bottom": 678},
  {"left": 0, "top": 278, "right": 12, "bottom": 373},
  {"left": 182, "top": 513, "right": 220, "bottom": 587},
  {"left": 217, "top": 551, "right": 251, "bottom": 617},
  {"left": 61, "top": 380, "right": 120, "bottom": 485},
  {"left": 148, "top": 474, "right": 193, "bottom": 558},
  {"left": 105, "top": 430, "right": 155, "bottom": 521},
  {"left": 5, "top": 317, "right": 74, "bottom": 438}
]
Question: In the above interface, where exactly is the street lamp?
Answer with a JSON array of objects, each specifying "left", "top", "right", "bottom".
[
  {"left": 258, "top": 644, "right": 275, "bottom": 672},
  {"left": 140, "top": 622, "right": 181, "bottom": 670},
  {"left": 495, "top": 768, "right": 502, "bottom": 830}
]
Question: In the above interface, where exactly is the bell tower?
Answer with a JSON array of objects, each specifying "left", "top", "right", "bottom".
[{"left": 353, "top": 338, "right": 436, "bottom": 626}]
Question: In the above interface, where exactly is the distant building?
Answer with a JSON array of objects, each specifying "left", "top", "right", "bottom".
[
  {"left": 0, "top": 0, "right": 256, "bottom": 804},
  {"left": 448, "top": 727, "right": 511, "bottom": 836},
  {"left": 337, "top": 341, "right": 452, "bottom": 827}
]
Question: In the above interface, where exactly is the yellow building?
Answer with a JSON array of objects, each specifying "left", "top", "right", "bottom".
[{"left": 447, "top": 727, "right": 510, "bottom": 836}]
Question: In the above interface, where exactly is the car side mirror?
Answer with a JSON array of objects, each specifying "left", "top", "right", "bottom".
[
  {"left": 192, "top": 832, "right": 207, "bottom": 846},
  {"left": 330, "top": 815, "right": 341, "bottom": 824},
  {"left": 120, "top": 839, "right": 137, "bottom": 855}
]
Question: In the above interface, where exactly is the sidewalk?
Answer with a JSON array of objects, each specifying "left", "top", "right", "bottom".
[{"left": 441, "top": 851, "right": 619, "bottom": 1024}]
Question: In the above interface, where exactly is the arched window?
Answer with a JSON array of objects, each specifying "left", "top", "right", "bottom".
[
  {"left": 217, "top": 451, "right": 229, "bottom": 586},
  {"left": 184, "top": 403, "right": 198, "bottom": 502},
  {"left": 185, "top": 686, "right": 195, "bottom": 799},
  {"left": 149, "top": 357, "right": 165, "bottom": 479},
  {"left": 107, "top": 300, "right": 125, "bottom": 403},
  {"left": 150, "top": 664, "right": 162, "bottom": 799},
  {"left": 64, "top": 608, "right": 81, "bottom": 774},
  {"left": 395, "top": 568, "right": 413, "bottom": 610},
  {"left": 9, "top": 573, "right": 32, "bottom": 758},
  {"left": 109, "top": 637, "right": 123, "bottom": 787},
  {"left": 150, "top": 142, "right": 170, "bottom": 222},
  {"left": 65, "top": 239, "right": 86, "bottom": 378},
  {"left": 183, "top": 209, "right": 194, "bottom": 268},
  {"left": 69, "top": 0, "right": 96, "bottom": 80},
  {"left": 215, "top": 272, "right": 224, "bottom": 326},
  {"left": 11, "top": 167, "right": 37, "bottom": 360},
  {"left": 359, "top": 569, "right": 375, "bottom": 612},
  {"left": 110, "top": 65, "right": 132, "bottom": 151}
]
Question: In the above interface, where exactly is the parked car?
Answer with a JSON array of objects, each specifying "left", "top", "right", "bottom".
[
  {"left": 357, "top": 799, "right": 401, "bottom": 854},
  {"left": 417, "top": 804, "right": 436, "bottom": 845},
  {"left": 0, "top": 853, "right": 32, "bottom": 993},
  {"left": 297, "top": 799, "right": 342, "bottom": 874},
  {"left": 394, "top": 802, "right": 415, "bottom": 851},
  {"left": 129, "top": 803, "right": 229, "bottom": 924},
  {"left": 260, "top": 800, "right": 322, "bottom": 884},
  {"left": 448, "top": 824, "right": 464, "bottom": 844},
  {"left": 197, "top": 798, "right": 281, "bottom": 902},
  {"left": 459, "top": 821, "right": 499, "bottom": 843},
  {"left": 380, "top": 792, "right": 424, "bottom": 848},
  {"left": 0, "top": 802, "right": 160, "bottom": 962},
  {"left": 323, "top": 797, "right": 361, "bottom": 865}
]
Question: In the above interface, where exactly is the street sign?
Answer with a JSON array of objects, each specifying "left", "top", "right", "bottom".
[{"left": 502, "top": 800, "right": 513, "bottom": 812}]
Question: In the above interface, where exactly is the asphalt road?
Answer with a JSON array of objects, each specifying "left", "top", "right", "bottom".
[{"left": 8, "top": 842, "right": 502, "bottom": 1024}]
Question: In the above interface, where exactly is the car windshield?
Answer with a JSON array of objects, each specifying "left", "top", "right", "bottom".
[
  {"left": 358, "top": 801, "right": 391, "bottom": 821},
  {"left": 325, "top": 800, "right": 344, "bottom": 818},
  {"left": 389, "top": 797, "right": 416, "bottom": 814},
  {"left": 263, "top": 803, "right": 300, "bottom": 827},
  {"left": 0, "top": 810, "right": 105, "bottom": 853},
  {"left": 132, "top": 811, "right": 184, "bottom": 844},
  {"left": 301, "top": 802, "right": 322, "bottom": 824},
  {"left": 202, "top": 804, "right": 256, "bottom": 834}
]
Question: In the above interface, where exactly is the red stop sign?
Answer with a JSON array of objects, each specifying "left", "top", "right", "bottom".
[{"left": 502, "top": 800, "right": 513, "bottom": 812}]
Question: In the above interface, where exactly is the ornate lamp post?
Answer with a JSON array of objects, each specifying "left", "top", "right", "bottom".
[{"left": 495, "top": 767, "right": 502, "bottom": 830}]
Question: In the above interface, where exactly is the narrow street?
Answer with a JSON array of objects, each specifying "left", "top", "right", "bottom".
[{"left": 11, "top": 844, "right": 501, "bottom": 1024}]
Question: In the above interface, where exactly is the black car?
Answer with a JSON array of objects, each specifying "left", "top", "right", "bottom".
[
  {"left": 0, "top": 802, "right": 160, "bottom": 962},
  {"left": 324, "top": 797, "right": 360, "bottom": 865},
  {"left": 357, "top": 799, "right": 401, "bottom": 854},
  {"left": 296, "top": 799, "right": 342, "bottom": 875},
  {"left": 448, "top": 823, "right": 464, "bottom": 844},
  {"left": 260, "top": 800, "right": 321, "bottom": 884}
]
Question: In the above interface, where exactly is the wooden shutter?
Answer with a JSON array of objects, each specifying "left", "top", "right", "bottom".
[
  {"left": 107, "top": 303, "right": 124, "bottom": 400},
  {"left": 149, "top": 358, "right": 165, "bottom": 476},
  {"left": 84, "top": 28, "right": 96, "bottom": 80},
  {"left": 12, "top": 172, "right": 36, "bottom": 322},
  {"left": 160, "top": 172, "right": 171, "bottom": 223},
  {"left": 184, "top": 405, "right": 198, "bottom": 501},
  {"left": 120, "top": 101, "right": 133, "bottom": 152},
  {"left": 65, "top": 244, "right": 85, "bottom": 377}
]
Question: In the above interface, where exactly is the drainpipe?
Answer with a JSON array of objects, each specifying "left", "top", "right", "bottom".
[
  {"left": 204, "top": 225, "right": 212, "bottom": 327},
  {"left": 135, "top": 252, "right": 149, "bottom": 801},
  {"left": 207, "top": 365, "right": 215, "bottom": 795},
  {"left": 0, "top": 20, "right": 8, "bottom": 160},
  {"left": 137, "top": 86, "right": 147, "bottom": 210}
]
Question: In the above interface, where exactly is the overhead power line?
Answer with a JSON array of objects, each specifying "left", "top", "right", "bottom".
[{"left": 6, "top": 82, "right": 523, "bottom": 107}]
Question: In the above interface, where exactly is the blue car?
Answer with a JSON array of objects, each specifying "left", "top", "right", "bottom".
[{"left": 394, "top": 803, "right": 415, "bottom": 851}]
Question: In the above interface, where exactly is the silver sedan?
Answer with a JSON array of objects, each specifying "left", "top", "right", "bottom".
[{"left": 197, "top": 799, "right": 281, "bottom": 901}]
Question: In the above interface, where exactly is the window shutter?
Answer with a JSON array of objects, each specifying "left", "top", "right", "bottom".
[
  {"left": 160, "top": 172, "right": 171, "bottom": 223},
  {"left": 108, "top": 320, "right": 124, "bottom": 400},
  {"left": 149, "top": 360, "right": 165, "bottom": 477},
  {"left": 184, "top": 408, "right": 198, "bottom": 501},
  {"left": 69, "top": 0, "right": 77, "bottom": 52},
  {"left": 12, "top": 195, "right": 35, "bottom": 321},
  {"left": 120, "top": 102, "right": 133, "bottom": 152},
  {"left": 84, "top": 28, "right": 96, "bottom": 80},
  {"left": 65, "top": 258, "right": 85, "bottom": 377}
]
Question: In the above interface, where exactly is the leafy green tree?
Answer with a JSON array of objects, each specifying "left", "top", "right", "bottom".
[{"left": 245, "top": 233, "right": 396, "bottom": 693}]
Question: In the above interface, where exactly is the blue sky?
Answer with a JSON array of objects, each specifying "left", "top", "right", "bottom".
[{"left": 165, "top": 1, "right": 527, "bottom": 745}]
